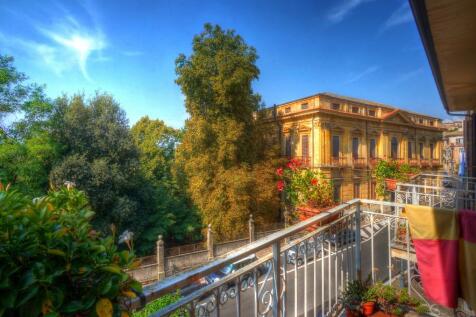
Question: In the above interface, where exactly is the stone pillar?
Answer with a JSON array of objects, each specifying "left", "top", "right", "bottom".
[
  {"left": 207, "top": 224, "right": 215, "bottom": 260},
  {"left": 156, "top": 235, "right": 165, "bottom": 280},
  {"left": 249, "top": 214, "right": 255, "bottom": 243}
]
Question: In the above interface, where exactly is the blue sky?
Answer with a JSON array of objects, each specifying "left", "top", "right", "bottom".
[{"left": 0, "top": 0, "right": 449, "bottom": 128}]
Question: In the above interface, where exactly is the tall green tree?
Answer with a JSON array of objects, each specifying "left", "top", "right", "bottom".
[
  {"left": 131, "top": 117, "right": 201, "bottom": 252},
  {"left": 175, "top": 24, "right": 280, "bottom": 239},
  {"left": 49, "top": 93, "right": 155, "bottom": 244}
]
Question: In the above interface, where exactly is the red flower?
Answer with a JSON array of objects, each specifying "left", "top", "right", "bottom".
[
  {"left": 276, "top": 167, "right": 283, "bottom": 176},
  {"left": 277, "top": 180, "right": 285, "bottom": 192},
  {"left": 311, "top": 178, "right": 318, "bottom": 186},
  {"left": 287, "top": 161, "right": 296, "bottom": 170}
]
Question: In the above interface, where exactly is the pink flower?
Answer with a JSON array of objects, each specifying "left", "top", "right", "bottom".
[
  {"left": 276, "top": 167, "right": 283, "bottom": 176},
  {"left": 277, "top": 180, "right": 285, "bottom": 192}
]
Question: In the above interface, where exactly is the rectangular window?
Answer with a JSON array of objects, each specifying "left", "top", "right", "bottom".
[
  {"left": 332, "top": 135, "right": 340, "bottom": 158},
  {"left": 430, "top": 143, "right": 434, "bottom": 159},
  {"left": 301, "top": 103, "right": 308, "bottom": 110},
  {"left": 353, "top": 183, "right": 360, "bottom": 198},
  {"left": 369, "top": 139, "right": 376, "bottom": 158},
  {"left": 368, "top": 109, "right": 376, "bottom": 117},
  {"left": 352, "top": 137, "right": 359, "bottom": 159},
  {"left": 391, "top": 137, "right": 398, "bottom": 159},
  {"left": 285, "top": 135, "right": 292, "bottom": 156},
  {"left": 419, "top": 118, "right": 424, "bottom": 124},
  {"left": 333, "top": 183, "right": 341, "bottom": 203},
  {"left": 301, "top": 135, "right": 309, "bottom": 158},
  {"left": 352, "top": 106, "right": 359, "bottom": 114},
  {"left": 331, "top": 103, "right": 340, "bottom": 110},
  {"left": 285, "top": 107, "right": 291, "bottom": 113},
  {"left": 419, "top": 143, "right": 424, "bottom": 159},
  {"left": 429, "top": 120, "right": 434, "bottom": 126},
  {"left": 408, "top": 142, "right": 413, "bottom": 159}
]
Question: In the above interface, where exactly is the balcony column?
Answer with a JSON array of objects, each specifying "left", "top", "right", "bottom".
[
  {"left": 321, "top": 122, "right": 331, "bottom": 165},
  {"left": 156, "top": 235, "right": 166, "bottom": 280},
  {"left": 207, "top": 224, "right": 215, "bottom": 260},
  {"left": 249, "top": 214, "right": 255, "bottom": 242}
]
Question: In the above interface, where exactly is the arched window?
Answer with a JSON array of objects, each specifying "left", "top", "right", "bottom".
[{"left": 391, "top": 137, "right": 398, "bottom": 159}]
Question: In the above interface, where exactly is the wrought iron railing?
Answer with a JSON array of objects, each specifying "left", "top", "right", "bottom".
[{"left": 126, "top": 198, "right": 474, "bottom": 317}]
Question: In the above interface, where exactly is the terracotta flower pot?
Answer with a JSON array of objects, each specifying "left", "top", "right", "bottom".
[
  {"left": 345, "top": 307, "right": 361, "bottom": 317},
  {"left": 362, "top": 301, "right": 376, "bottom": 316},
  {"left": 385, "top": 178, "right": 397, "bottom": 191},
  {"left": 296, "top": 205, "right": 337, "bottom": 232}
]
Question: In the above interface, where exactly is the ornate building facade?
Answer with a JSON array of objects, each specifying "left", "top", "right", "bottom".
[{"left": 262, "top": 92, "right": 445, "bottom": 202}]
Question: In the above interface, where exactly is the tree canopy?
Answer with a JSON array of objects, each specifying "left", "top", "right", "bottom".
[{"left": 175, "top": 24, "right": 280, "bottom": 239}]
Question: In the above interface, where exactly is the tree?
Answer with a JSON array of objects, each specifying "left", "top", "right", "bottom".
[
  {"left": 0, "top": 55, "right": 60, "bottom": 196},
  {"left": 131, "top": 117, "right": 201, "bottom": 253},
  {"left": 175, "top": 24, "right": 280, "bottom": 240},
  {"left": 49, "top": 93, "right": 155, "bottom": 245}
]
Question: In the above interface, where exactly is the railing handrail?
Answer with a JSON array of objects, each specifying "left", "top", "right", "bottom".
[{"left": 127, "top": 199, "right": 361, "bottom": 309}]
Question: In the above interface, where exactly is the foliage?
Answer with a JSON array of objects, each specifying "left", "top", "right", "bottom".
[
  {"left": 340, "top": 279, "right": 368, "bottom": 310},
  {"left": 0, "top": 55, "right": 30, "bottom": 133},
  {"left": 276, "top": 158, "right": 333, "bottom": 208},
  {"left": 375, "top": 160, "right": 420, "bottom": 197},
  {"left": 49, "top": 94, "right": 158, "bottom": 251},
  {"left": 174, "top": 23, "right": 280, "bottom": 240},
  {"left": 132, "top": 292, "right": 187, "bottom": 317},
  {"left": 131, "top": 117, "right": 202, "bottom": 253},
  {"left": 0, "top": 185, "right": 142, "bottom": 316},
  {"left": 370, "top": 282, "right": 428, "bottom": 315}
]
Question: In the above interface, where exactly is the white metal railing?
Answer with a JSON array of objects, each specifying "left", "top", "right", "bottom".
[
  {"left": 125, "top": 199, "right": 474, "bottom": 317},
  {"left": 395, "top": 175, "right": 476, "bottom": 210}
]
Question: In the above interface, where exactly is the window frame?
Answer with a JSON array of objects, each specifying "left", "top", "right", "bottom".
[{"left": 332, "top": 135, "right": 340, "bottom": 158}]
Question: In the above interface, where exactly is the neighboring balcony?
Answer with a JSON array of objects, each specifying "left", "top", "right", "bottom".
[
  {"left": 330, "top": 156, "right": 348, "bottom": 167},
  {"left": 409, "top": 158, "right": 419, "bottom": 167},
  {"left": 430, "top": 158, "right": 442, "bottom": 167},
  {"left": 420, "top": 159, "right": 430, "bottom": 167},
  {"left": 352, "top": 157, "right": 367, "bottom": 168},
  {"left": 282, "top": 156, "right": 312, "bottom": 167}
]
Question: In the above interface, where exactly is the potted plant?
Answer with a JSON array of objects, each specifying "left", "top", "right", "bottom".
[
  {"left": 375, "top": 160, "right": 420, "bottom": 196},
  {"left": 340, "top": 280, "right": 366, "bottom": 317},
  {"left": 276, "top": 158, "right": 334, "bottom": 228},
  {"left": 362, "top": 286, "right": 378, "bottom": 316}
]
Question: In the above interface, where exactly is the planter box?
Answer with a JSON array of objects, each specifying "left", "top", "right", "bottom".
[{"left": 296, "top": 205, "right": 338, "bottom": 232}]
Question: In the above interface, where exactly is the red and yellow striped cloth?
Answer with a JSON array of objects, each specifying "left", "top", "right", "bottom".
[
  {"left": 404, "top": 205, "right": 476, "bottom": 310},
  {"left": 404, "top": 205, "right": 460, "bottom": 308}
]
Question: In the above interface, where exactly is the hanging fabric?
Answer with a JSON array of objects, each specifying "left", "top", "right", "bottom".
[{"left": 404, "top": 205, "right": 460, "bottom": 308}]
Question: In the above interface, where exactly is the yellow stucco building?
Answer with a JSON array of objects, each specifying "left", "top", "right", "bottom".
[{"left": 262, "top": 92, "right": 445, "bottom": 202}]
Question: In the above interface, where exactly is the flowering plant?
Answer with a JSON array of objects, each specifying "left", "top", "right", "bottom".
[{"left": 276, "top": 158, "right": 334, "bottom": 208}]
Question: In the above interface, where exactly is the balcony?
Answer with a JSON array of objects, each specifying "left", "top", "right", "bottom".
[
  {"left": 330, "top": 156, "right": 348, "bottom": 167},
  {"left": 283, "top": 156, "right": 312, "bottom": 167},
  {"left": 430, "top": 159, "right": 442, "bottom": 167},
  {"left": 409, "top": 159, "right": 419, "bottom": 167},
  {"left": 420, "top": 159, "right": 430, "bottom": 167},
  {"left": 368, "top": 157, "right": 379, "bottom": 167},
  {"left": 352, "top": 157, "right": 367, "bottom": 168},
  {"left": 126, "top": 183, "right": 475, "bottom": 316}
]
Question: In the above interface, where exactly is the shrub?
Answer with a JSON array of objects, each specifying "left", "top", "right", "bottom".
[
  {"left": 0, "top": 185, "right": 142, "bottom": 316},
  {"left": 132, "top": 292, "right": 187, "bottom": 317}
]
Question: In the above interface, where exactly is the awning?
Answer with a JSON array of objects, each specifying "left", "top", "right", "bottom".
[{"left": 410, "top": 0, "right": 476, "bottom": 113}]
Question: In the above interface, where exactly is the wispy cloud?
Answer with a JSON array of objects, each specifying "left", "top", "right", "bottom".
[
  {"left": 380, "top": 2, "right": 413, "bottom": 33},
  {"left": 327, "top": 0, "right": 374, "bottom": 24},
  {"left": 395, "top": 67, "right": 424, "bottom": 84},
  {"left": 37, "top": 15, "right": 106, "bottom": 81},
  {"left": 0, "top": 5, "right": 107, "bottom": 82},
  {"left": 345, "top": 65, "right": 379, "bottom": 84}
]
